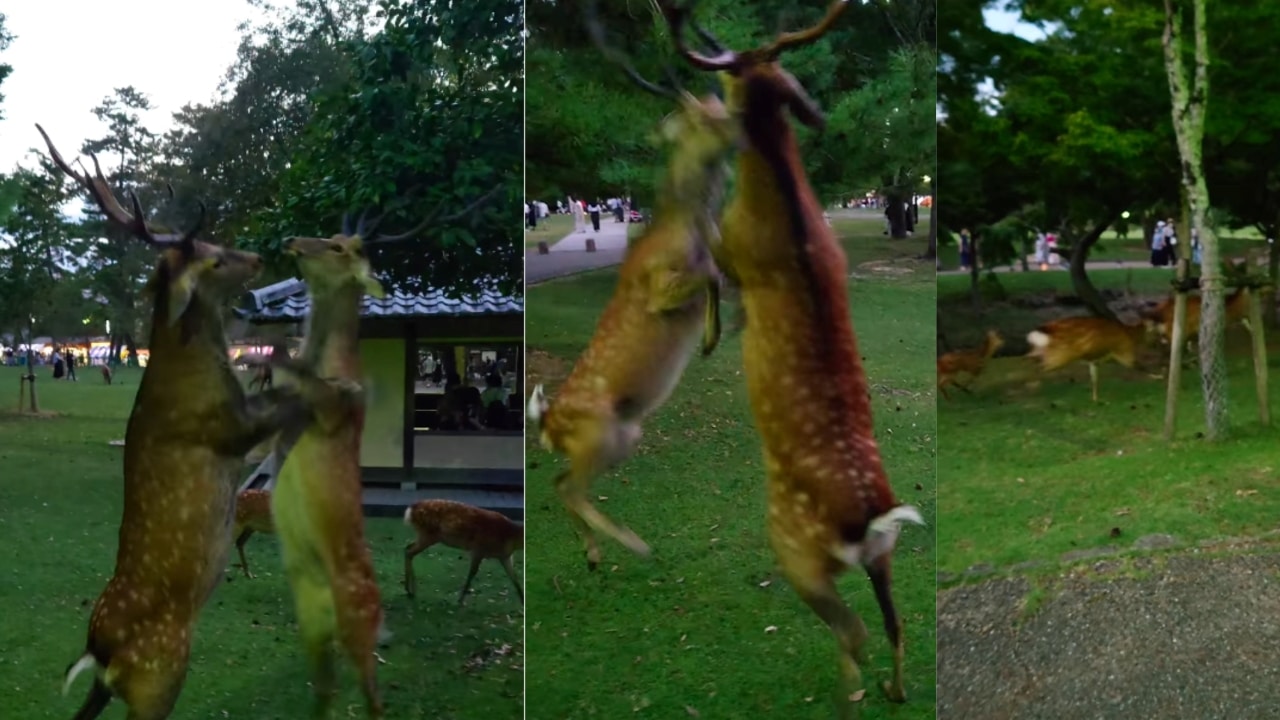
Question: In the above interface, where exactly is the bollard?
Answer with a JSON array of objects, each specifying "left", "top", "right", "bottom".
[
  {"left": 585, "top": 238, "right": 597, "bottom": 252},
  {"left": 537, "top": 241, "right": 549, "bottom": 255}
]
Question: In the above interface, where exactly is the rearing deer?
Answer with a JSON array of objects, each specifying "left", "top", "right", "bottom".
[
  {"left": 526, "top": 6, "right": 737, "bottom": 569},
  {"left": 254, "top": 192, "right": 498, "bottom": 719},
  {"left": 38, "top": 125, "right": 317, "bottom": 720},
  {"left": 660, "top": 2, "right": 925, "bottom": 714}
]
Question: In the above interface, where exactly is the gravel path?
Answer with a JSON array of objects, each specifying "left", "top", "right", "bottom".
[{"left": 938, "top": 549, "right": 1280, "bottom": 718}]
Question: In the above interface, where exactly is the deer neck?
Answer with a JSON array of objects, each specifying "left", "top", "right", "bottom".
[
  {"left": 139, "top": 294, "right": 234, "bottom": 402},
  {"left": 300, "top": 284, "right": 363, "bottom": 378},
  {"left": 735, "top": 105, "right": 821, "bottom": 242}
]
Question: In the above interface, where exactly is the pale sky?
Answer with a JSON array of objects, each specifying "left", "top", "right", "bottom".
[{"left": 0, "top": 1, "right": 272, "bottom": 175}]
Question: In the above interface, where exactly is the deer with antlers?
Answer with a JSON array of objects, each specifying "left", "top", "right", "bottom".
[
  {"left": 657, "top": 2, "right": 925, "bottom": 714},
  {"left": 245, "top": 191, "right": 498, "bottom": 718},
  {"left": 526, "top": 4, "right": 735, "bottom": 569},
  {"left": 37, "top": 125, "right": 324, "bottom": 720}
]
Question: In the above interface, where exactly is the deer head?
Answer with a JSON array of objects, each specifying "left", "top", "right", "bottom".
[
  {"left": 284, "top": 234, "right": 386, "bottom": 299},
  {"left": 658, "top": 0, "right": 848, "bottom": 129},
  {"left": 36, "top": 124, "right": 263, "bottom": 328}
]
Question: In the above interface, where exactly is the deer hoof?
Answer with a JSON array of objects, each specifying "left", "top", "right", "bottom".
[
  {"left": 586, "top": 559, "right": 599, "bottom": 572},
  {"left": 881, "top": 680, "right": 906, "bottom": 703}
]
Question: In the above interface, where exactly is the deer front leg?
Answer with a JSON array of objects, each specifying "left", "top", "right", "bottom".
[
  {"left": 646, "top": 266, "right": 715, "bottom": 314},
  {"left": 553, "top": 469, "right": 603, "bottom": 570},
  {"left": 792, "top": 576, "right": 871, "bottom": 720},
  {"left": 1088, "top": 362, "right": 1100, "bottom": 402},
  {"left": 458, "top": 554, "right": 484, "bottom": 606},
  {"left": 235, "top": 529, "right": 256, "bottom": 579}
]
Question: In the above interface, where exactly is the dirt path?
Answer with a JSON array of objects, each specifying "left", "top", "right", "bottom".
[{"left": 938, "top": 544, "right": 1280, "bottom": 718}]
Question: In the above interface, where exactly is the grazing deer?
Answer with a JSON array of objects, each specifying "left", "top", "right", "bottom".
[
  {"left": 38, "top": 125, "right": 318, "bottom": 720},
  {"left": 230, "top": 489, "right": 274, "bottom": 579},
  {"left": 526, "top": 8, "right": 736, "bottom": 570},
  {"left": 937, "top": 329, "right": 1005, "bottom": 399},
  {"left": 1143, "top": 286, "right": 1252, "bottom": 350},
  {"left": 1026, "top": 315, "right": 1154, "bottom": 401},
  {"left": 403, "top": 499, "right": 524, "bottom": 605},
  {"left": 100, "top": 364, "right": 113, "bottom": 385},
  {"left": 660, "top": 2, "right": 925, "bottom": 713}
]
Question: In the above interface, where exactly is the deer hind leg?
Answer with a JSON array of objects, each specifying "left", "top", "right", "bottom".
[
  {"left": 458, "top": 554, "right": 484, "bottom": 605},
  {"left": 499, "top": 554, "right": 524, "bottom": 604},
  {"left": 1088, "top": 361, "right": 1100, "bottom": 402},
  {"left": 403, "top": 535, "right": 436, "bottom": 598},
  {"left": 865, "top": 553, "right": 908, "bottom": 703},
  {"left": 71, "top": 678, "right": 112, "bottom": 720},
  {"left": 114, "top": 654, "right": 191, "bottom": 720},
  {"left": 335, "top": 589, "right": 385, "bottom": 719},
  {"left": 286, "top": 567, "right": 339, "bottom": 718}
]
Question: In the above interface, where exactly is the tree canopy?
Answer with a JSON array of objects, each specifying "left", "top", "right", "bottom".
[{"left": 0, "top": 0, "right": 521, "bottom": 353}]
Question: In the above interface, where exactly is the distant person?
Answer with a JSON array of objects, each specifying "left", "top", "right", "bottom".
[
  {"left": 526, "top": 201, "right": 537, "bottom": 230},
  {"left": 1151, "top": 221, "right": 1168, "bottom": 267},
  {"left": 480, "top": 372, "right": 509, "bottom": 408},
  {"left": 1164, "top": 218, "right": 1178, "bottom": 264},
  {"left": 587, "top": 199, "right": 602, "bottom": 232},
  {"left": 959, "top": 229, "right": 973, "bottom": 271},
  {"left": 52, "top": 349, "right": 65, "bottom": 380},
  {"left": 66, "top": 350, "right": 77, "bottom": 382}
]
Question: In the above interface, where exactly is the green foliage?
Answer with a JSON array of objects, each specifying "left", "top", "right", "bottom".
[{"left": 526, "top": 0, "right": 935, "bottom": 207}]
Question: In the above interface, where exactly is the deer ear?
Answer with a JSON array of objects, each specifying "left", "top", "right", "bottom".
[
  {"left": 167, "top": 257, "right": 218, "bottom": 326},
  {"left": 358, "top": 262, "right": 386, "bottom": 299}
]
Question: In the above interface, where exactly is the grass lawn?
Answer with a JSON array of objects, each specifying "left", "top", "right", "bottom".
[
  {"left": 936, "top": 229, "right": 1269, "bottom": 271},
  {"left": 524, "top": 217, "right": 937, "bottom": 719},
  {"left": 525, "top": 214, "right": 573, "bottom": 248},
  {"left": 0, "top": 366, "right": 523, "bottom": 719},
  {"left": 937, "top": 269, "right": 1280, "bottom": 578}
]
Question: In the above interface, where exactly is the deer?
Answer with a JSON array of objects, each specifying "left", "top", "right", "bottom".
[
  {"left": 230, "top": 488, "right": 274, "bottom": 579},
  {"left": 245, "top": 190, "right": 498, "bottom": 719},
  {"left": 1026, "top": 315, "right": 1156, "bottom": 402},
  {"left": 403, "top": 499, "right": 524, "bottom": 605},
  {"left": 658, "top": 2, "right": 925, "bottom": 714},
  {"left": 38, "top": 124, "right": 323, "bottom": 720},
  {"left": 525, "top": 5, "right": 736, "bottom": 571},
  {"left": 1143, "top": 285, "right": 1253, "bottom": 352},
  {"left": 936, "top": 329, "right": 1005, "bottom": 400}
]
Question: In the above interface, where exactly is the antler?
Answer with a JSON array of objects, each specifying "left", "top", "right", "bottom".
[
  {"left": 361, "top": 184, "right": 506, "bottom": 245},
  {"left": 35, "top": 123, "right": 204, "bottom": 251},
  {"left": 585, "top": 0, "right": 682, "bottom": 99},
  {"left": 661, "top": 0, "right": 849, "bottom": 69}
]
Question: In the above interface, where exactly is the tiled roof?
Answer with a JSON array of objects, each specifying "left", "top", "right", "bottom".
[{"left": 237, "top": 278, "right": 523, "bottom": 323}]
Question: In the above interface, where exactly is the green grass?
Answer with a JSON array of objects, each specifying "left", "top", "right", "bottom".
[
  {"left": 0, "top": 366, "right": 523, "bottom": 719},
  {"left": 937, "top": 270, "right": 1280, "bottom": 578},
  {"left": 525, "top": 214, "right": 573, "bottom": 248},
  {"left": 936, "top": 230, "right": 1268, "bottom": 271},
  {"left": 524, "top": 218, "right": 937, "bottom": 719}
]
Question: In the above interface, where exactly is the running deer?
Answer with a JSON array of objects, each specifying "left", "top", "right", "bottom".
[
  {"left": 1143, "top": 285, "right": 1252, "bottom": 349},
  {"left": 1026, "top": 316, "right": 1155, "bottom": 401},
  {"left": 403, "top": 499, "right": 524, "bottom": 605},
  {"left": 936, "top": 329, "right": 1004, "bottom": 399},
  {"left": 526, "top": 7, "right": 737, "bottom": 569},
  {"left": 230, "top": 489, "right": 274, "bottom": 579},
  {"left": 660, "top": 1, "right": 924, "bottom": 713},
  {"left": 38, "top": 125, "right": 317, "bottom": 720}
]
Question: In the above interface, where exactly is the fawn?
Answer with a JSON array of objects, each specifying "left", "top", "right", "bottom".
[
  {"left": 526, "top": 12, "right": 737, "bottom": 570},
  {"left": 230, "top": 489, "right": 274, "bottom": 579},
  {"left": 1027, "top": 315, "right": 1154, "bottom": 401},
  {"left": 937, "top": 329, "right": 1004, "bottom": 399},
  {"left": 661, "top": 1, "right": 925, "bottom": 714},
  {"left": 39, "top": 125, "right": 318, "bottom": 720},
  {"left": 403, "top": 499, "right": 524, "bottom": 605}
]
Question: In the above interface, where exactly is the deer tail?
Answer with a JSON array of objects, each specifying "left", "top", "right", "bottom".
[
  {"left": 62, "top": 653, "right": 98, "bottom": 697},
  {"left": 835, "top": 505, "right": 927, "bottom": 569},
  {"left": 403, "top": 505, "right": 415, "bottom": 528},
  {"left": 526, "top": 384, "right": 548, "bottom": 424}
]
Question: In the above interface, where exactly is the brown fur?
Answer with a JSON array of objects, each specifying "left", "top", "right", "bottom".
[
  {"left": 1027, "top": 316, "right": 1153, "bottom": 401},
  {"left": 937, "top": 329, "right": 1004, "bottom": 399},
  {"left": 403, "top": 499, "right": 524, "bottom": 604},
  {"left": 660, "top": 0, "right": 922, "bottom": 711},
  {"left": 39, "top": 125, "right": 311, "bottom": 720},
  {"left": 531, "top": 92, "right": 737, "bottom": 569},
  {"left": 231, "top": 489, "right": 275, "bottom": 579},
  {"left": 266, "top": 234, "right": 387, "bottom": 719},
  {"left": 1144, "top": 286, "right": 1251, "bottom": 345}
]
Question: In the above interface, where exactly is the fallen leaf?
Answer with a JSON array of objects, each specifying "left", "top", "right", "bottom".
[
  {"left": 758, "top": 580, "right": 772, "bottom": 588},
  {"left": 685, "top": 706, "right": 700, "bottom": 717},
  {"left": 1237, "top": 489, "right": 1259, "bottom": 498},
  {"left": 764, "top": 625, "right": 778, "bottom": 634},
  {"left": 849, "top": 689, "right": 866, "bottom": 702},
  {"left": 1114, "top": 508, "right": 1131, "bottom": 516}
]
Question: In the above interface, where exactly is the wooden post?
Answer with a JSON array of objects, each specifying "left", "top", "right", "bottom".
[
  {"left": 1248, "top": 286, "right": 1270, "bottom": 426},
  {"left": 1163, "top": 259, "right": 1191, "bottom": 440}
]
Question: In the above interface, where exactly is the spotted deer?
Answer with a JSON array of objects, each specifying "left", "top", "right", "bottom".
[
  {"left": 403, "top": 499, "right": 524, "bottom": 605},
  {"left": 1026, "top": 316, "right": 1155, "bottom": 401},
  {"left": 526, "top": 8, "right": 737, "bottom": 569},
  {"left": 38, "top": 125, "right": 318, "bottom": 720},
  {"left": 660, "top": 2, "right": 925, "bottom": 714},
  {"left": 230, "top": 489, "right": 275, "bottom": 579}
]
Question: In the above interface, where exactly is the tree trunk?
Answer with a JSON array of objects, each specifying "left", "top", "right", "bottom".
[
  {"left": 885, "top": 194, "right": 909, "bottom": 238},
  {"left": 1267, "top": 219, "right": 1280, "bottom": 328},
  {"left": 969, "top": 235, "right": 982, "bottom": 314},
  {"left": 23, "top": 325, "right": 39, "bottom": 413},
  {"left": 1164, "top": 0, "right": 1226, "bottom": 439},
  {"left": 924, "top": 184, "right": 937, "bottom": 260},
  {"left": 125, "top": 334, "right": 138, "bottom": 368},
  {"left": 1069, "top": 213, "right": 1123, "bottom": 321}
]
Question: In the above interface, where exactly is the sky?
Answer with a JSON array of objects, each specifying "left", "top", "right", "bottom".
[
  {"left": 0, "top": 1, "right": 272, "bottom": 175},
  {"left": 983, "top": 7, "right": 1049, "bottom": 42}
]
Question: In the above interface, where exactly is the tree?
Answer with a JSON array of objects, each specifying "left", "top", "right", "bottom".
[{"left": 1164, "top": 0, "right": 1226, "bottom": 438}]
